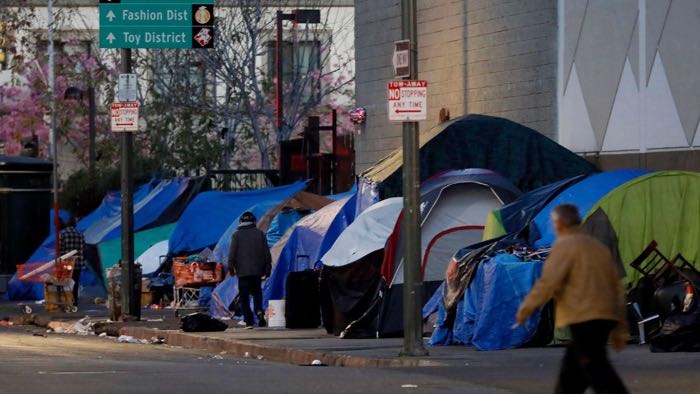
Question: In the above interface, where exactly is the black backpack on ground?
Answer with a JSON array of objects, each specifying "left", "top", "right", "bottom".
[{"left": 180, "top": 312, "right": 228, "bottom": 332}]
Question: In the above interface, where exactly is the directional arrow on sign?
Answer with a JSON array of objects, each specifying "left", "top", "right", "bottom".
[
  {"left": 106, "top": 10, "right": 116, "bottom": 22},
  {"left": 106, "top": 33, "right": 116, "bottom": 44},
  {"left": 396, "top": 109, "right": 422, "bottom": 113}
]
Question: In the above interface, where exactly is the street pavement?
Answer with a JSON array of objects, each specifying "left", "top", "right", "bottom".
[
  {"left": 1, "top": 326, "right": 699, "bottom": 393},
  {"left": 0, "top": 328, "right": 498, "bottom": 394}
]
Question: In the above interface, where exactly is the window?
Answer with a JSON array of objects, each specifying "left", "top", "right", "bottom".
[{"left": 266, "top": 40, "right": 321, "bottom": 102}]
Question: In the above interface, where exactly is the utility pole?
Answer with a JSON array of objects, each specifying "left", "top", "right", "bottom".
[
  {"left": 400, "top": 0, "right": 427, "bottom": 356},
  {"left": 275, "top": 10, "right": 285, "bottom": 138},
  {"left": 119, "top": 48, "right": 138, "bottom": 321},
  {"left": 47, "top": 0, "right": 60, "bottom": 258}
]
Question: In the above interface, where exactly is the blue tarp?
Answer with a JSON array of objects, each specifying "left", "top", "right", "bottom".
[
  {"left": 266, "top": 210, "right": 305, "bottom": 247},
  {"left": 325, "top": 184, "right": 357, "bottom": 201},
  {"left": 8, "top": 178, "right": 191, "bottom": 301},
  {"left": 263, "top": 194, "right": 357, "bottom": 307},
  {"left": 530, "top": 170, "right": 650, "bottom": 248},
  {"left": 49, "top": 209, "right": 72, "bottom": 236},
  {"left": 210, "top": 200, "right": 282, "bottom": 265},
  {"left": 430, "top": 253, "right": 544, "bottom": 350},
  {"left": 498, "top": 176, "right": 585, "bottom": 235},
  {"left": 169, "top": 182, "right": 307, "bottom": 255}
]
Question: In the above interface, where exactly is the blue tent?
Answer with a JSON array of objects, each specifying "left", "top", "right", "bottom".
[
  {"left": 8, "top": 178, "right": 193, "bottom": 301},
  {"left": 431, "top": 253, "right": 544, "bottom": 350},
  {"left": 169, "top": 181, "right": 307, "bottom": 255},
  {"left": 266, "top": 209, "right": 306, "bottom": 247},
  {"left": 263, "top": 194, "right": 357, "bottom": 307},
  {"left": 211, "top": 200, "right": 283, "bottom": 264},
  {"left": 530, "top": 170, "right": 651, "bottom": 248}
]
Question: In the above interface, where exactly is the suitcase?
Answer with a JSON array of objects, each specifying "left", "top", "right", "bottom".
[{"left": 285, "top": 255, "right": 321, "bottom": 329}]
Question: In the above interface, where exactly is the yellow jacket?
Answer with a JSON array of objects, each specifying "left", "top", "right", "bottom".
[{"left": 519, "top": 230, "right": 628, "bottom": 337}]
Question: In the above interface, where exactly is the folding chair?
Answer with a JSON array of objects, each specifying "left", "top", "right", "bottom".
[{"left": 628, "top": 302, "right": 660, "bottom": 345}]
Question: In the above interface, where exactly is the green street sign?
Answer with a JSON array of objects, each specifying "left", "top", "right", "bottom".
[{"left": 99, "top": 0, "right": 215, "bottom": 49}]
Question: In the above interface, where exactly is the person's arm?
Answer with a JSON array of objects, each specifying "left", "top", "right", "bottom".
[
  {"left": 262, "top": 232, "right": 272, "bottom": 279},
  {"left": 227, "top": 232, "right": 238, "bottom": 276},
  {"left": 516, "top": 242, "right": 572, "bottom": 324}
]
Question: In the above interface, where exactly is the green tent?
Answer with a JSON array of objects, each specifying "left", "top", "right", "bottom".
[
  {"left": 583, "top": 172, "right": 700, "bottom": 285},
  {"left": 97, "top": 224, "right": 176, "bottom": 283}
]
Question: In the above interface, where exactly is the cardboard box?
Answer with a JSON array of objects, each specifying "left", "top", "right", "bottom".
[{"left": 44, "top": 283, "right": 74, "bottom": 313}]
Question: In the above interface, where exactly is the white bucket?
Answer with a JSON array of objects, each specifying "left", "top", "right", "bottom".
[{"left": 267, "top": 299, "right": 286, "bottom": 328}]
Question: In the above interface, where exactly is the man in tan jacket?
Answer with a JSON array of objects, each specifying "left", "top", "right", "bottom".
[{"left": 516, "top": 204, "right": 628, "bottom": 394}]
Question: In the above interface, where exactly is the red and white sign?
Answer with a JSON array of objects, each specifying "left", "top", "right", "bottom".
[
  {"left": 387, "top": 80, "right": 427, "bottom": 122},
  {"left": 111, "top": 102, "right": 139, "bottom": 132}
]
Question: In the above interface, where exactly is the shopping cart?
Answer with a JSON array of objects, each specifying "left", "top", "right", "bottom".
[{"left": 17, "top": 250, "right": 79, "bottom": 314}]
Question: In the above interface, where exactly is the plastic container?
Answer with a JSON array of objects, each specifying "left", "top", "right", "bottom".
[{"left": 267, "top": 299, "right": 286, "bottom": 328}]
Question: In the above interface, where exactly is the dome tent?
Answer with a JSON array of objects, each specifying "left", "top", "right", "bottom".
[{"left": 358, "top": 114, "right": 597, "bottom": 210}]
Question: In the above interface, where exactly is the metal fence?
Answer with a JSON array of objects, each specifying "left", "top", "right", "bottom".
[{"left": 208, "top": 169, "right": 280, "bottom": 191}]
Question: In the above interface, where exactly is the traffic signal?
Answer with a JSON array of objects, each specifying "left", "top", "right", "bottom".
[{"left": 0, "top": 23, "right": 7, "bottom": 69}]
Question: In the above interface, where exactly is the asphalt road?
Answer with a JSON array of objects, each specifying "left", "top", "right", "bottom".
[
  {"left": 1, "top": 328, "right": 699, "bottom": 394},
  {"left": 0, "top": 329, "right": 498, "bottom": 394}
]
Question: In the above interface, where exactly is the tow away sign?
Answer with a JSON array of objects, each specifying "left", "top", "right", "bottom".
[
  {"left": 111, "top": 102, "right": 140, "bottom": 132},
  {"left": 387, "top": 80, "right": 427, "bottom": 122}
]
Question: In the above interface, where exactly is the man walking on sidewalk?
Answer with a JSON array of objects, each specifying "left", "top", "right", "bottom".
[
  {"left": 59, "top": 217, "right": 85, "bottom": 308},
  {"left": 228, "top": 211, "right": 272, "bottom": 329},
  {"left": 516, "top": 204, "right": 629, "bottom": 394}
]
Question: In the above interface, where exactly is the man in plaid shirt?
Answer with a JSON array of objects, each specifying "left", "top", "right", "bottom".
[{"left": 59, "top": 217, "right": 85, "bottom": 307}]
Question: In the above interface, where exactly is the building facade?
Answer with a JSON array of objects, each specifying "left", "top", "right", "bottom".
[{"left": 354, "top": 0, "right": 700, "bottom": 172}]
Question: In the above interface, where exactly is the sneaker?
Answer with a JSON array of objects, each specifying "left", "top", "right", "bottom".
[
  {"left": 257, "top": 312, "right": 267, "bottom": 328},
  {"left": 245, "top": 325, "right": 254, "bottom": 330}
]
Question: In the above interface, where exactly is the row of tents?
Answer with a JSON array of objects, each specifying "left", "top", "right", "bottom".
[{"left": 10, "top": 114, "right": 700, "bottom": 353}]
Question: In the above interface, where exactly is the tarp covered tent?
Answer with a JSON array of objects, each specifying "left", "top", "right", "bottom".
[
  {"left": 7, "top": 178, "right": 196, "bottom": 300},
  {"left": 378, "top": 170, "right": 521, "bottom": 337},
  {"left": 358, "top": 114, "right": 597, "bottom": 210},
  {"left": 581, "top": 171, "right": 700, "bottom": 284},
  {"left": 529, "top": 170, "right": 651, "bottom": 248},
  {"left": 320, "top": 197, "right": 403, "bottom": 336},
  {"left": 429, "top": 170, "right": 690, "bottom": 349},
  {"left": 481, "top": 176, "right": 585, "bottom": 241},
  {"left": 97, "top": 224, "right": 176, "bottom": 280},
  {"left": 322, "top": 198, "right": 403, "bottom": 269},
  {"left": 210, "top": 190, "right": 332, "bottom": 264},
  {"left": 263, "top": 194, "right": 356, "bottom": 307},
  {"left": 169, "top": 181, "right": 307, "bottom": 256},
  {"left": 430, "top": 253, "right": 545, "bottom": 350}
]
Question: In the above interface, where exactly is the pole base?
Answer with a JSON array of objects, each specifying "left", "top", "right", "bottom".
[{"left": 399, "top": 344, "right": 429, "bottom": 357}]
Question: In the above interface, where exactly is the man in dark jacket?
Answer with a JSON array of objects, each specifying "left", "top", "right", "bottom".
[{"left": 228, "top": 211, "right": 272, "bottom": 328}]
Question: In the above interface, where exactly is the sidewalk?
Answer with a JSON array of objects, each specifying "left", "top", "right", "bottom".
[{"left": 117, "top": 325, "right": 444, "bottom": 367}]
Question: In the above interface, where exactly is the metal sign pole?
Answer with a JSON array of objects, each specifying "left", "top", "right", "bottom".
[
  {"left": 119, "top": 48, "right": 138, "bottom": 321},
  {"left": 400, "top": 0, "right": 427, "bottom": 357},
  {"left": 47, "top": 0, "right": 60, "bottom": 260}
]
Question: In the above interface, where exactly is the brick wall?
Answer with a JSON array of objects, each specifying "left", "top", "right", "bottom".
[
  {"left": 465, "top": 0, "right": 557, "bottom": 139},
  {"left": 354, "top": 0, "right": 558, "bottom": 172}
]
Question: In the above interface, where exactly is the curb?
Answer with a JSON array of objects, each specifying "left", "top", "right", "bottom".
[{"left": 119, "top": 327, "right": 441, "bottom": 368}]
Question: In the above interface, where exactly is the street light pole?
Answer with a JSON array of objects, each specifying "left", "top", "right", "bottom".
[
  {"left": 87, "top": 42, "right": 96, "bottom": 177},
  {"left": 47, "top": 0, "right": 60, "bottom": 258},
  {"left": 119, "top": 48, "right": 138, "bottom": 321},
  {"left": 400, "top": 0, "right": 427, "bottom": 357},
  {"left": 275, "top": 10, "right": 284, "bottom": 138}
]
